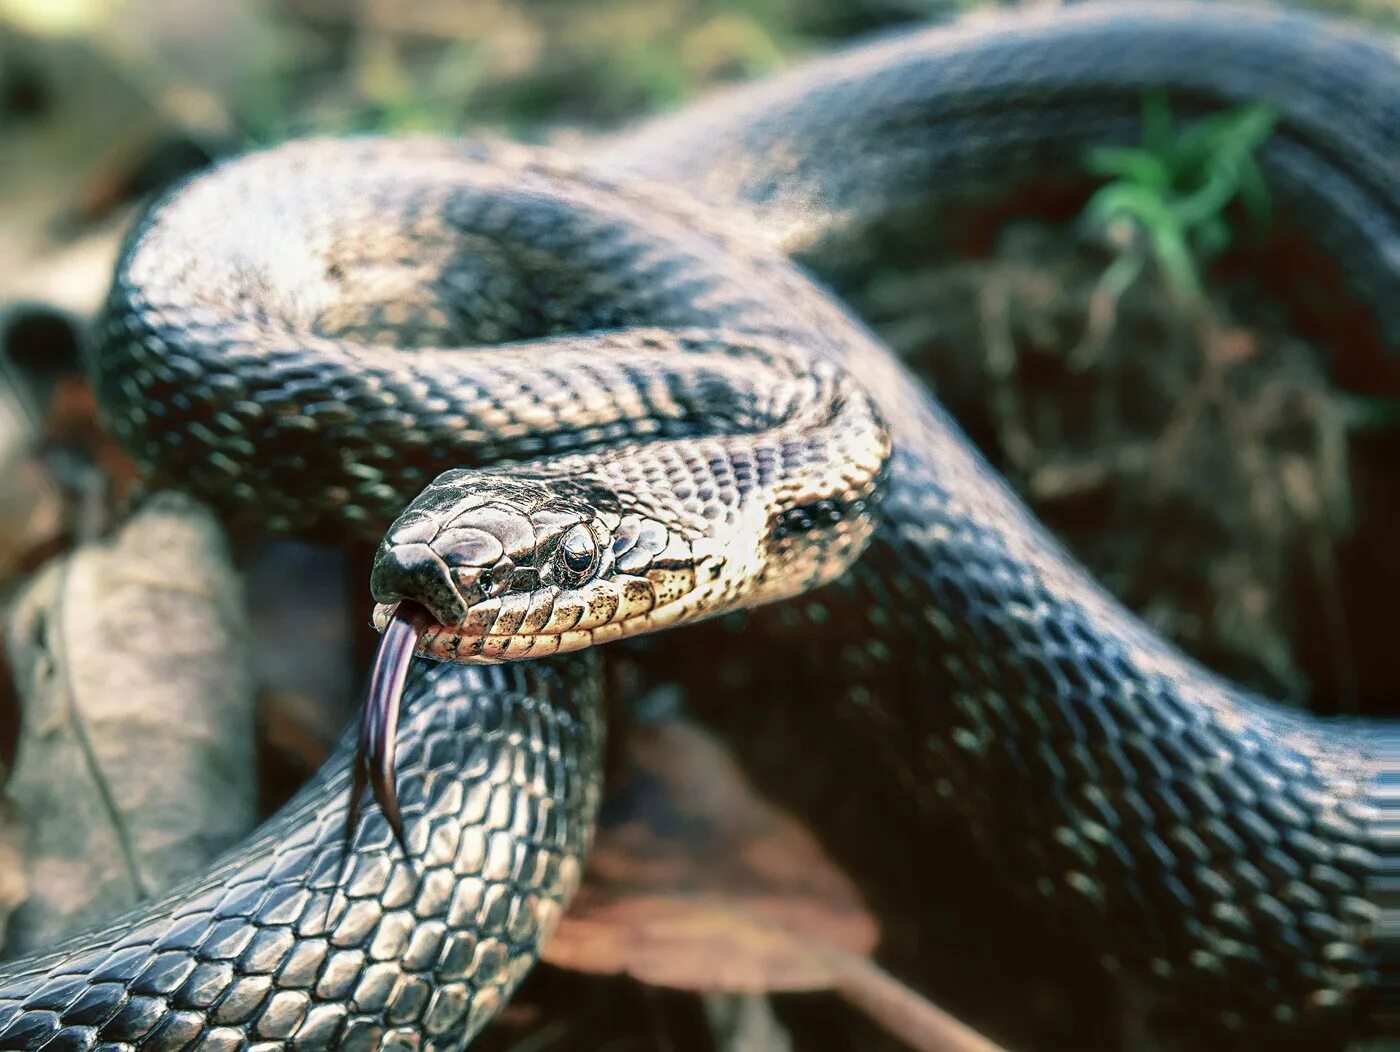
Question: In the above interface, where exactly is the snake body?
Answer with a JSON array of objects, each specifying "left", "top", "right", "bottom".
[{"left": 0, "top": 3, "right": 1394, "bottom": 1049}]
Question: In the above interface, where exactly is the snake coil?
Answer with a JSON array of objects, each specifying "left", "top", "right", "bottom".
[{"left": 0, "top": 3, "right": 1393, "bottom": 1050}]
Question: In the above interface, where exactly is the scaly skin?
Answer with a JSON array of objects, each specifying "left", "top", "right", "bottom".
[{"left": 0, "top": 3, "right": 1392, "bottom": 1049}]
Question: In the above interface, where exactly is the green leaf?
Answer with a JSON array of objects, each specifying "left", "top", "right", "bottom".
[
  {"left": 1079, "top": 97, "right": 1280, "bottom": 309},
  {"left": 1086, "top": 146, "right": 1171, "bottom": 191}
]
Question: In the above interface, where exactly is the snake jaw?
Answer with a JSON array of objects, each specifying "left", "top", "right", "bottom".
[
  {"left": 370, "top": 472, "right": 706, "bottom": 665},
  {"left": 369, "top": 557, "right": 700, "bottom": 664},
  {"left": 368, "top": 481, "right": 726, "bottom": 673}
]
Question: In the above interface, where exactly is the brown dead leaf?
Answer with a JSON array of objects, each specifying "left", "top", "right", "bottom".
[
  {"left": 0, "top": 797, "right": 29, "bottom": 948},
  {"left": 2, "top": 492, "right": 257, "bottom": 954},
  {"left": 544, "top": 719, "right": 1008, "bottom": 1052},
  {"left": 545, "top": 718, "right": 876, "bottom": 992},
  {"left": 0, "top": 454, "right": 64, "bottom": 587},
  {"left": 1, "top": 312, "right": 140, "bottom": 593},
  {"left": 42, "top": 375, "right": 141, "bottom": 499},
  {"left": 0, "top": 361, "right": 62, "bottom": 587}
]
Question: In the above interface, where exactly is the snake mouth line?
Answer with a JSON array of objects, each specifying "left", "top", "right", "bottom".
[
  {"left": 370, "top": 586, "right": 692, "bottom": 664},
  {"left": 370, "top": 599, "right": 601, "bottom": 659},
  {"left": 374, "top": 603, "right": 617, "bottom": 662}
]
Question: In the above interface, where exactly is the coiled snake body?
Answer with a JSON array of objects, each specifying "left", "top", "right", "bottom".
[{"left": 0, "top": 3, "right": 1394, "bottom": 1049}]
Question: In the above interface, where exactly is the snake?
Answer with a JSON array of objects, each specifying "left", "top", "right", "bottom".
[{"left": 0, "top": 2, "right": 1393, "bottom": 1049}]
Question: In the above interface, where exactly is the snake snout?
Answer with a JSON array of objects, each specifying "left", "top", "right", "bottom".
[{"left": 370, "top": 541, "right": 470, "bottom": 626}]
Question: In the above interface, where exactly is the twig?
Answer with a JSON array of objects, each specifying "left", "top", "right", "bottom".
[
  {"left": 830, "top": 952, "right": 1010, "bottom": 1052},
  {"left": 979, "top": 273, "right": 1037, "bottom": 474}
]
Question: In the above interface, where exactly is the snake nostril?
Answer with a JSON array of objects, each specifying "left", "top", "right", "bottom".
[
  {"left": 451, "top": 566, "right": 488, "bottom": 608},
  {"left": 370, "top": 542, "right": 469, "bottom": 625}
]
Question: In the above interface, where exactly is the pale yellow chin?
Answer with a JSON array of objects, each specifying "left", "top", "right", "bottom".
[
  {"left": 369, "top": 605, "right": 687, "bottom": 664},
  {"left": 370, "top": 571, "right": 698, "bottom": 665},
  {"left": 420, "top": 621, "right": 620, "bottom": 663}
]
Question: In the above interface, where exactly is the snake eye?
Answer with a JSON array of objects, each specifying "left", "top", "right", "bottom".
[{"left": 555, "top": 524, "right": 599, "bottom": 585}]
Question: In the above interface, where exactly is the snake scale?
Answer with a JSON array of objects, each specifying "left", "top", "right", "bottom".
[{"left": 0, "top": 2, "right": 1394, "bottom": 1049}]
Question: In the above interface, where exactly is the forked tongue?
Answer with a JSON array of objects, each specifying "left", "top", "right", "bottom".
[{"left": 345, "top": 602, "right": 433, "bottom": 861}]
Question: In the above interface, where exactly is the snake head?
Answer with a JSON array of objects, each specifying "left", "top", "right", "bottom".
[{"left": 370, "top": 469, "right": 695, "bottom": 662}]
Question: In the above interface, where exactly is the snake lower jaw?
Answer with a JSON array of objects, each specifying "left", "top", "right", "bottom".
[
  {"left": 370, "top": 591, "right": 703, "bottom": 665},
  {"left": 368, "top": 600, "right": 618, "bottom": 665}
]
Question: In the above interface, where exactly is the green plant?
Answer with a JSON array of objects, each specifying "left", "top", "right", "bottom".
[{"left": 1082, "top": 95, "right": 1278, "bottom": 302}]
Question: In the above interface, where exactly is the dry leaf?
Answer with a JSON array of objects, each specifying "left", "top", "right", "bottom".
[
  {"left": 1, "top": 310, "right": 141, "bottom": 593},
  {"left": 544, "top": 718, "right": 1008, "bottom": 1052},
  {"left": 41, "top": 374, "right": 142, "bottom": 502},
  {"left": 0, "top": 797, "right": 30, "bottom": 949},
  {"left": 0, "top": 363, "right": 63, "bottom": 587},
  {"left": 2, "top": 491, "right": 257, "bottom": 954},
  {"left": 0, "top": 454, "right": 64, "bottom": 588},
  {"left": 544, "top": 718, "right": 876, "bottom": 991}
]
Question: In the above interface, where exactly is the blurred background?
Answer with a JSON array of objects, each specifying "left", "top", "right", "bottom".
[{"left": 1, "top": 1, "right": 1398, "bottom": 1050}]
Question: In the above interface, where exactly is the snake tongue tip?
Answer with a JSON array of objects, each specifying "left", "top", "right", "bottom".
[{"left": 346, "top": 603, "right": 432, "bottom": 863}]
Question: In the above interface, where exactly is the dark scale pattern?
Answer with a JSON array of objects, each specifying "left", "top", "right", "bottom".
[
  {"left": 0, "top": 658, "right": 603, "bottom": 1050},
  {"left": 600, "top": 2, "right": 1400, "bottom": 343},
  {"left": 93, "top": 142, "right": 887, "bottom": 563},
  {"left": 4, "top": 3, "right": 1394, "bottom": 1049},
  {"left": 791, "top": 439, "right": 1381, "bottom": 1036},
  {"left": 601, "top": 1, "right": 1396, "bottom": 1040}
]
